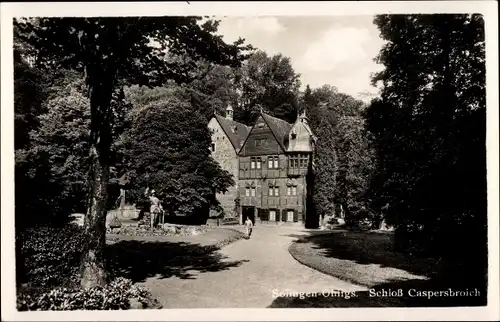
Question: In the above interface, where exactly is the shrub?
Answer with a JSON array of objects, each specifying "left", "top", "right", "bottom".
[
  {"left": 345, "top": 204, "right": 378, "bottom": 231},
  {"left": 17, "top": 277, "right": 161, "bottom": 311},
  {"left": 16, "top": 225, "right": 86, "bottom": 287}
]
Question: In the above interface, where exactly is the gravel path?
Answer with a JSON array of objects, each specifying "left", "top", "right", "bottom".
[{"left": 140, "top": 225, "right": 366, "bottom": 308}]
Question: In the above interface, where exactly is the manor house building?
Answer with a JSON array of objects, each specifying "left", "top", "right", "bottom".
[{"left": 208, "top": 104, "right": 316, "bottom": 226}]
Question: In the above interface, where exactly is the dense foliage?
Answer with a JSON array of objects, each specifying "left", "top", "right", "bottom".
[
  {"left": 16, "top": 226, "right": 159, "bottom": 311},
  {"left": 122, "top": 85, "right": 235, "bottom": 223},
  {"left": 233, "top": 50, "right": 301, "bottom": 124},
  {"left": 305, "top": 85, "right": 377, "bottom": 228},
  {"left": 15, "top": 16, "right": 250, "bottom": 287},
  {"left": 17, "top": 277, "right": 160, "bottom": 311},
  {"left": 16, "top": 225, "right": 86, "bottom": 288},
  {"left": 366, "top": 14, "right": 486, "bottom": 261}
]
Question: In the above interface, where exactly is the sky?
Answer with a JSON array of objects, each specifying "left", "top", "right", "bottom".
[{"left": 216, "top": 16, "right": 386, "bottom": 103}]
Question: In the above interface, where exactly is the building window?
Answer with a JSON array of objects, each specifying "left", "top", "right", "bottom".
[
  {"left": 287, "top": 210, "right": 294, "bottom": 222},
  {"left": 269, "top": 209, "right": 277, "bottom": 221},
  {"left": 292, "top": 186, "right": 297, "bottom": 196},
  {"left": 246, "top": 186, "right": 256, "bottom": 197},
  {"left": 287, "top": 186, "right": 297, "bottom": 196},
  {"left": 269, "top": 185, "right": 279, "bottom": 196},
  {"left": 289, "top": 155, "right": 299, "bottom": 168},
  {"left": 251, "top": 157, "right": 261, "bottom": 169},
  {"left": 211, "top": 143, "right": 215, "bottom": 152},
  {"left": 268, "top": 156, "right": 279, "bottom": 169},
  {"left": 300, "top": 154, "right": 309, "bottom": 168},
  {"left": 287, "top": 186, "right": 291, "bottom": 196}
]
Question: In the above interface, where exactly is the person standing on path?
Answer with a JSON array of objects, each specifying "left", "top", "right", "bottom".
[{"left": 245, "top": 217, "right": 253, "bottom": 239}]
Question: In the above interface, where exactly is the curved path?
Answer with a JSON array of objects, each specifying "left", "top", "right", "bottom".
[{"left": 141, "top": 225, "right": 366, "bottom": 308}]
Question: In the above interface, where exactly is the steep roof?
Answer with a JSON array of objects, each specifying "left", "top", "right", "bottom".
[
  {"left": 261, "top": 112, "right": 293, "bottom": 151},
  {"left": 287, "top": 117, "right": 314, "bottom": 152},
  {"left": 214, "top": 114, "right": 251, "bottom": 152}
]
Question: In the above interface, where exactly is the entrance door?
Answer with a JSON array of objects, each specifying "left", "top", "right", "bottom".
[
  {"left": 269, "top": 209, "right": 277, "bottom": 222},
  {"left": 242, "top": 206, "right": 255, "bottom": 225}
]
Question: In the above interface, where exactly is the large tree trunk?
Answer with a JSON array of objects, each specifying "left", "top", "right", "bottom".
[
  {"left": 80, "top": 73, "right": 114, "bottom": 288},
  {"left": 80, "top": 144, "right": 109, "bottom": 288}
]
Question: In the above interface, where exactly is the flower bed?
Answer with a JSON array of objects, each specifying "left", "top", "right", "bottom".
[
  {"left": 107, "top": 224, "right": 208, "bottom": 237},
  {"left": 211, "top": 229, "right": 246, "bottom": 249}
]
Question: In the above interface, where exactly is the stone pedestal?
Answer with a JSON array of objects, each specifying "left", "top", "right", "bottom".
[{"left": 139, "top": 212, "right": 151, "bottom": 228}]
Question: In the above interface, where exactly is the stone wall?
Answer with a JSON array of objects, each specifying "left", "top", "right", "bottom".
[{"left": 208, "top": 118, "right": 239, "bottom": 217}]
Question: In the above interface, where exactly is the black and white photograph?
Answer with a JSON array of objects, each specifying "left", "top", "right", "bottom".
[{"left": 1, "top": 1, "right": 499, "bottom": 321}]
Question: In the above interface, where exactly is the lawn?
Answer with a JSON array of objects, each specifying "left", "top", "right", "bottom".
[
  {"left": 289, "top": 229, "right": 438, "bottom": 287},
  {"left": 278, "top": 229, "right": 487, "bottom": 308}
]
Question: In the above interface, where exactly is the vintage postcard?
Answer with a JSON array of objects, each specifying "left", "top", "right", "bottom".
[{"left": 1, "top": 1, "right": 498, "bottom": 321}]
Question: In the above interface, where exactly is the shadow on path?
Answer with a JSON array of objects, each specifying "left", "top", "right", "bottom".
[{"left": 106, "top": 240, "right": 248, "bottom": 283}]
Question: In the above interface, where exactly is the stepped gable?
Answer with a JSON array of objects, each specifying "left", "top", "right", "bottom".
[
  {"left": 214, "top": 114, "right": 251, "bottom": 152},
  {"left": 261, "top": 112, "right": 293, "bottom": 151}
]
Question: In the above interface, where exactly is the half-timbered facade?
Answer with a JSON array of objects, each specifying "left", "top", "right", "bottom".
[{"left": 208, "top": 105, "right": 316, "bottom": 226}]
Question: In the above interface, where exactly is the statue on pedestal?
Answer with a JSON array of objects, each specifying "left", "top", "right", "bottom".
[{"left": 145, "top": 188, "right": 164, "bottom": 229}]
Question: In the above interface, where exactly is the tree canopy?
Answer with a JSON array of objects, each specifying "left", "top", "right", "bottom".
[
  {"left": 123, "top": 85, "right": 234, "bottom": 223},
  {"left": 14, "top": 16, "right": 250, "bottom": 288},
  {"left": 366, "top": 14, "right": 486, "bottom": 261},
  {"left": 233, "top": 50, "right": 301, "bottom": 124},
  {"left": 305, "top": 85, "right": 376, "bottom": 227}
]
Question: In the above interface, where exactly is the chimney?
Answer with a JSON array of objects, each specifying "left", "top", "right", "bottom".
[{"left": 226, "top": 103, "right": 234, "bottom": 120}]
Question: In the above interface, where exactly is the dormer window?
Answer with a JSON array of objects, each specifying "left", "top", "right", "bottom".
[{"left": 291, "top": 129, "right": 297, "bottom": 139}]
